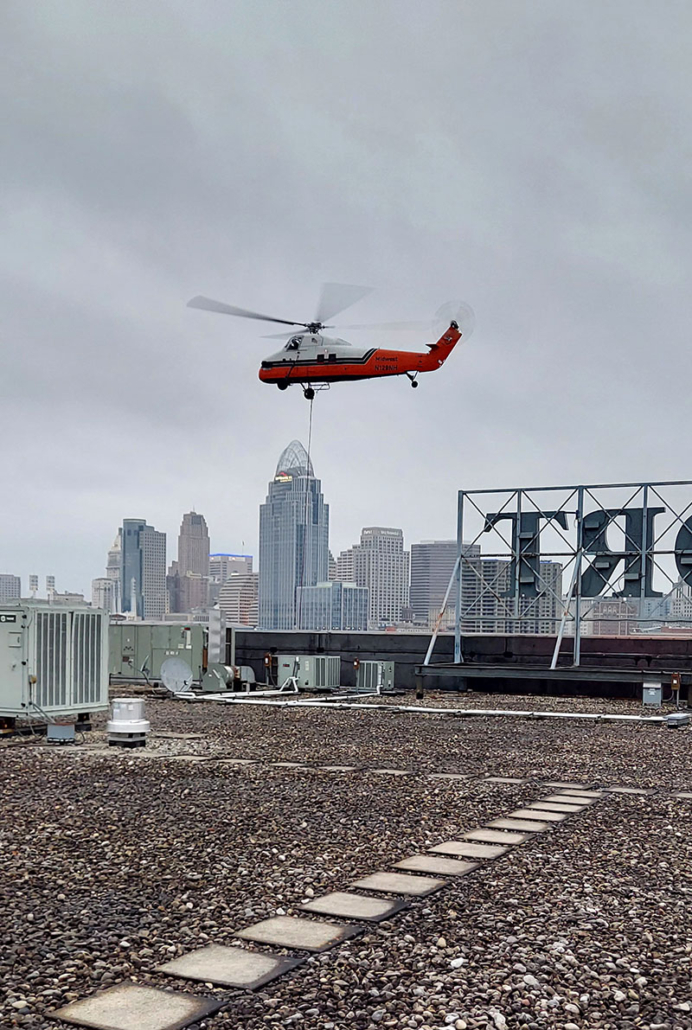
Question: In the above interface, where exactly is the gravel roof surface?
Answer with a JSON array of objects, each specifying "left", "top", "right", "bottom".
[{"left": 2, "top": 694, "right": 691, "bottom": 1030}]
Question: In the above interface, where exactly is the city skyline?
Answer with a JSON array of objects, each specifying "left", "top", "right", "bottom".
[
  {"left": 8, "top": 456, "right": 692, "bottom": 638},
  {"left": 2, "top": 445, "right": 446, "bottom": 597},
  {"left": 3, "top": 5, "right": 690, "bottom": 599},
  {"left": 11, "top": 491, "right": 692, "bottom": 637}
]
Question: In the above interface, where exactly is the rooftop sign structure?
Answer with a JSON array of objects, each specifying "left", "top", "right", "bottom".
[{"left": 426, "top": 480, "right": 692, "bottom": 668}]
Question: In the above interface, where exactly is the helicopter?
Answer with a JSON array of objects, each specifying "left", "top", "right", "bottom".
[{"left": 188, "top": 283, "right": 473, "bottom": 400}]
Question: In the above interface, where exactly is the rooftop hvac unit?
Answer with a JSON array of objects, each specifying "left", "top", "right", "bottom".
[
  {"left": 0, "top": 603, "right": 109, "bottom": 720},
  {"left": 276, "top": 655, "right": 341, "bottom": 691},
  {"left": 355, "top": 660, "right": 395, "bottom": 694},
  {"left": 109, "top": 622, "right": 206, "bottom": 684}
]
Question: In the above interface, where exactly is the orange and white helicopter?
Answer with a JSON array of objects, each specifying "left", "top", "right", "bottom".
[{"left": 188, "top": 283, "right": 473, "bottom": 399}]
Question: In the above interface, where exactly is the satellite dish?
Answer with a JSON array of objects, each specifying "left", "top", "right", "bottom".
[{"left": 160, "top": 657, "right": 194, "bottom": 694}]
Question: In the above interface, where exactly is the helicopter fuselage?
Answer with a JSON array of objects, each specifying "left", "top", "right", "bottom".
[{"left": 258, "top": 322, "right": 461, "bottom": 386}]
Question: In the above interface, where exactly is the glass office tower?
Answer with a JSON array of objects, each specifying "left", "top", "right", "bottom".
[
  {"left": 121, "top": 519, "right": 167, "bottom": 619},
  {"left": 258, "top": 440, "right": 329, "bottom": 630}
]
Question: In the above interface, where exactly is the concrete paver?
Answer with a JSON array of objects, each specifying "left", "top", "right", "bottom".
[
  {"left": 509, "top": 807, "right": 567, "bottom": 823},
  {"left": 428, "top": 840, "right": 509, "bottom": 860},
  {"left": 543, "top": 780, "right": 592, "bottom": 789},
  {"left": 154, "top": 732, "right": 204, "bottom": 741},
  {"left": 557, "top": 789, "right": 604, "bottom": 799},
  {"left": 300, "top": 891, "right": 407, "bottom": 922},
  {"left": 51, "top": 982, "right": 221, "bottom": 1030},
  {"left": 157, "top": 944, "right": 303, "bottom": 990},
  {"left": 369, "top": 768, "right": 410, "bottom": 776},
  {"left": 531, "top": 800, "right": 585, "bottom": 813},
  {"left": 392, "top": 854, "right": 477, "bottom": 876},
  {"left": 427, "top": 772, "right": 469, "bottom": 780},
  {"left": 484, "top": 776, "right": 527, "bottom": 784},
  {"left": 488, "top": 817, "right": 549, "bottom": 832},
  {"left": 542, "top": 794, "right": 597, "bottom": 805},
  {"left": 235, "top": 915, "right": 361, "bottom": 952},
  {"left": 464, "top": 828, "right": 529, "bottom": 845},
  {"left": 167, "top": 756, "right": 213, "bottom": 763},
  {"left": 350, "top": 871, "right": 447, "bottom": 896},
  {"left": 606, "top": 786, "right": 654, "bottom": 795}
]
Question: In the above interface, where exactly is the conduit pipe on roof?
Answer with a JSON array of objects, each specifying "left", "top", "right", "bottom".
[
  {"left": 206, "top": 695, "right": 664, "bottom": 724},
  {"left": 200, "top": 690, "right": 379, "bottom": 702}
]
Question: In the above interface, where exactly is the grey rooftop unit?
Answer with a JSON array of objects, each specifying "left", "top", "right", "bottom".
[
  {"left": 355, "top": 660, "right": 395, "bottom": 693},
  {"left": 0, "top": 602, "right": 109, "bottom": 719},
  {"left": 276, "top": 654, "right": 340, "bottom": 690}
]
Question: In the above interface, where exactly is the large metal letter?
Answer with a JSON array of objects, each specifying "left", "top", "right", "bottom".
[
  {"left": 675, "top": 516, "right": 692, "bottom": 586},
  {"left": 581, "top": 507, "right": 663, "bottom": 597},
  {"left": 485, "top": 511, "right": 568, "bottom": 598},
  {"left": 619, "top": 506, "right": 663, "bottom": 598},
  {"left": 581, "top": 510, "right": 619, "bottom": 597}
]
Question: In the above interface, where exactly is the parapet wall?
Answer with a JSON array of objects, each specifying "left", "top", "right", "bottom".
[{"left": 230, "top": 630, "right": 692, "bottom": 697}]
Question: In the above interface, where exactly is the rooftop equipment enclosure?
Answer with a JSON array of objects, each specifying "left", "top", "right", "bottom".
[
  {"left": 276, "top": 654, "right": 341, "bottom": 690},
  {"left": 356, "top": 660, "right": 395, "bottom": 693},
  {"left": 0, "top": 603, "right": 109, "bottom": 719},
  {"left": 109, "top": 622, "right": 206, "bottom": 683}
]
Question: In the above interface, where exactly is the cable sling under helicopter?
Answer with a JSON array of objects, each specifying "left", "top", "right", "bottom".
[{"left": 294, "top": 393, "right": 315, "bottom": 631}]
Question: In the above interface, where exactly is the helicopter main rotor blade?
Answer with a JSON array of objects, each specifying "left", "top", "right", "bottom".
[
  {"left": 262, "top": 322, "right": 427, "bottom": 338},
  {"left": 261, "top": 331, "right": 308, "bottom": 340},
  {"left": 315, "top": 283, "right": 373, "bottom": 324},
  {"left": 187, "top": 296, "right": 306, "bottom": 327},
  {"left": 342, "top": 304, "right": 476, "bottom": 336},
  {"left": 336, "top": 319, "right": 435, "bottom": 332}
]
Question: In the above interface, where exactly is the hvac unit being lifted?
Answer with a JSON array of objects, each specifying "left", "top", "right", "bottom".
[
  {"left": 276, "top": 655, "right": 341, "bottom": 691},
  {"left": 0, "top": 603, "right": 109, "bottom": 723}
]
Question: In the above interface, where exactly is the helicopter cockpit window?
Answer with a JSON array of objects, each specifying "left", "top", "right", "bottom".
[{"left": 286, "top": 337, "right": 301, "bottom": 351}]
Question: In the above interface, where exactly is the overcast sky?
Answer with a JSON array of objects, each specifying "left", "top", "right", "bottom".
[{"left": 2, "top": 0, "right": 691, "bottom": 594}]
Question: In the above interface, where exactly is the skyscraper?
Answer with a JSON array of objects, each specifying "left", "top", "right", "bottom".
[
  {"left": 296, "top": 581, "right": 369, "bottom": 631},
  {"left": 106, "top": 530, "right": 122, "bottom": 612},
  {"left": 218, "top": 572, "right": 259, "bottom": 627},
  {"left": 209, "top": 554, "right": 253, "bottom": 603},
  {"left": 410, "top": 540, "right": 458, "bottom": 621},
  {"left": 336, "top": 548, "right": 354, "bottom": 583},
  {"left": 352, "top": 527, "right": 409, "bottom": 626},
  {"left": 169, "top": 512, "right": 210, "bottom": 612},
  {"left": 0, "top": 574, "right": 20, "bottom": 603},
  {"left": 258, "top": 440, "right": 329, "bottom": 630},
  {"left": 121, "top": 519, "right": 167, "bottom": 619},
  {"left": 166, "top": 560, "right": 182, "bottom": 613},
  {"left": 92, "top": 577, "right": 115, "bottom": 613},
  {"left": 411, "top": 540, "right": 482, "bottom": 628},
  {"left": 459, "top": 556, "right": 563, "bottom": 635}
]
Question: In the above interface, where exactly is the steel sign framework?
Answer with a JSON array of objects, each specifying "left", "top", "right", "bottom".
[{"left": 425, "top": 480, "right": 692, "bottom": 668}]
